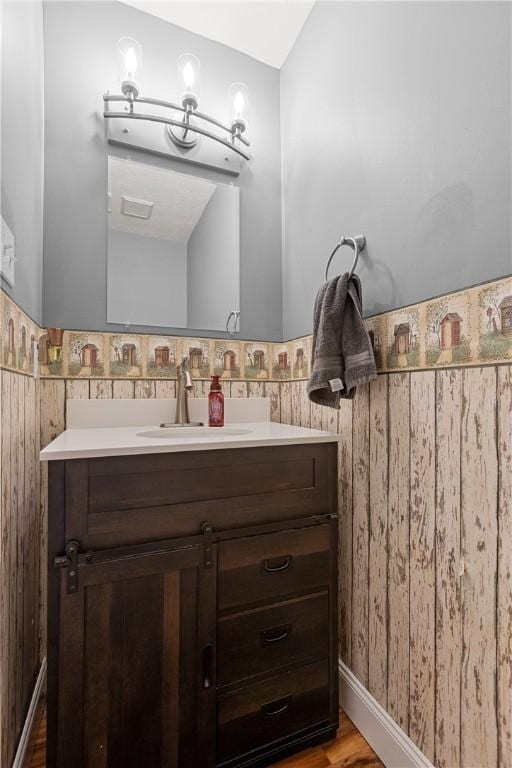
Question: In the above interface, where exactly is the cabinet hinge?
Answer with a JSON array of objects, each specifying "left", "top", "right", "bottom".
[
  {"left": 53, "top": 540, "right": 80, "bottom": 593},
  {"left": 201, "top": 523, "right": 214, "bottom": 568}
]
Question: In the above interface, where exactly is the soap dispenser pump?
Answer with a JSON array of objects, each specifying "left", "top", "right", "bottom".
[{"left": 208, "top": 375, "right": 224, "bottom": 427}]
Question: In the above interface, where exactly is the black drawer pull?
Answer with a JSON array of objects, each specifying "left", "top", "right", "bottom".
[
  {"left": 261, "top": 624, "right": 290, "bottom": 645},
  {"left": 262, "top": 555, "right": 291, "bottom": 574},
  {"left": 261, "top": 696, "right": 292, "bottom": 717}
]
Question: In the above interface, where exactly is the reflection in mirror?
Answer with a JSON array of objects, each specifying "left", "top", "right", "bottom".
[{"left": 107, "top": 156, "right": 240, "bottom": 332}]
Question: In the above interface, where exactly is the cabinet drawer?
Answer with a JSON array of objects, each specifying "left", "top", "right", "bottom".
[
  {"left": 217, "top": 592, "right": 329, "bottom": 688},
  {"left": 217, "top": 660, "right": 330, "bottom": 764},
  {"left": 218, "top": 525, "right": 331, "bottom": 611},
  {"left": 65, "top": 443, "right": 336, "bottom": 550}
]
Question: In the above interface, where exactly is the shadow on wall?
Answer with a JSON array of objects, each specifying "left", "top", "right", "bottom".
[
  {"left": 359, "top": 248, "right": 399, "bottom": 316},
  {"left": 359, "top": 182, "right": 475, "bottom": 319},
  {"left": 415, "top": 183, "right": 475, "bottom": 252}
]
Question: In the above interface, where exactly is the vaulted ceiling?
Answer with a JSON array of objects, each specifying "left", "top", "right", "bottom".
[{"left": 119, "top": 1, "right": 315, "bottom": 68}]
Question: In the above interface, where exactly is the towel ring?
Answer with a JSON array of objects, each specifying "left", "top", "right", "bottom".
[{"left": 324, "top": 235, "right": 366, "bottom": 281}]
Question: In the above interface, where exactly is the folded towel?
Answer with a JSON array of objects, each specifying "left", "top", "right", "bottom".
[{"left": 307, "top": 272, "right": 377, "bottom": 408}]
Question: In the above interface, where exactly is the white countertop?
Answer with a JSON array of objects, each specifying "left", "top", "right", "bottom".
[{"left": 40, "top": 421, "right": 339, "bottom": 461}]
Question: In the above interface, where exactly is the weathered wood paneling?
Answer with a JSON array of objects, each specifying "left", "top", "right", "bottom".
[
  {"left": 264, "top": 382, "right": 280, "bottom": 423},
  {"left": 497, "top": 366, "right": 512, "bottom": 768},
  {"left": 280, "top": 381, "right": 292, "bottom": 425},
  {"left": 23, "top": 377, "right": 39, "bottom": 715},
  {"left": 89, "top": 379, "right": 112, "bottom": 399},
  {"left": 387, "top": 372, "right": 410, "bottom": 732},
  {"left": 321, "top": 401, "right": 338, "bottom": 434},
  {"left": 135, "top": 380, "right": 155, "bottom": 399},
  {"left": 291, "top": 365, "right": 508, "bottom": 766},
  {"left": 0, "top": 370, "right": 41, "bottom": 767},
  {"left": 351, "top": 384, "right": 370, "bottom": 687},
  {"left": 154, "top": 380, "right": 176, "bottom": 399},
  {"left": 247, "top": 381, "right": 264, "bottom": 398},
  {"left": 461, "top": 367, "right": 498, "bottom": 768},
  {"left": 113, "top": 380, "right": 135, "bottom": 399},
  {"left": 368, "top": 375, "right": 388, "bottom": 709},
  {"left": 287, "top": 380, "right": 312, "bottom": 429},
  {"left": 310, "top": 400, "right": 323, "bottom": 430},
  {"left": 229, "top": 381, "right": 247, "bottom": 398},
  {"left": 40, "top": 380, "right": 65, "bottom": 448},
  {"left": 337, "top": 397, "right": 353, "bottom": 666},
  {"left": 13, "top": 373, "right": 23, "bottom": 732},
  {"left": 435, "top": 368, "right": 462, "bottom": 768},
  {"left": 299, "top": 381, "right": 311, "bottom": 429},
  {"left": 409, "top": 371, "right": 435, "bottom": 761},
  {"left": 0, "top": 370, "right": 12, "bottom": 768},
  {"left": 29, "top": 364, "right": 512, "bottom": 768},
  {"left": 66, "top": 379, "right": 89, "bottom": 400},
  {"left": 290, "top": 380, "right": 302, "bottom": 427}
]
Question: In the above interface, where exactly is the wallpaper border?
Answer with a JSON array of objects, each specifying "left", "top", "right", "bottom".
[{"left": 1, "top": 276, "right": 511, "bottom": 381}]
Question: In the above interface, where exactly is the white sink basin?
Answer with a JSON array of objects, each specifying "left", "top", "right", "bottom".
[{"left": 137, "top": 426, "right": 253, "bottom": 439}]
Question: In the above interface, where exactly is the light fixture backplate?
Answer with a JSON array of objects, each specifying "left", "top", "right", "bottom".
[{"left": 107, "top": 116, "right": 242, "bottom": 177}]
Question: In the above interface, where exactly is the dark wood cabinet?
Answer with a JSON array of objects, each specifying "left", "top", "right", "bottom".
[{"left": 47, "top": 442, "right": 338, "bottom": 768}]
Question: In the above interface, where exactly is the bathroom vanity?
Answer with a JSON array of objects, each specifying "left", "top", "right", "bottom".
[{"left": 42, "top": 415, "right": 339, "bottom": 768}]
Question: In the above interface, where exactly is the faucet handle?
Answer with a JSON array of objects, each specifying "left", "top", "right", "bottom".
[
  {"left": 177, "top": 356, "right": 193, "bottom": 390},
  {"left": 177, "top": 355, "right": 189, "bottom": 372}
]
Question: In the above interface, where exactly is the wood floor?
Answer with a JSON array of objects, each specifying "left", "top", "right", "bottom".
[{"left": 24, "top": 700, "right": 382, "bottom": 768}]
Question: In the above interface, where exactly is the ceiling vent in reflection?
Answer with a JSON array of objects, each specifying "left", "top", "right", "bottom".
[{"left": 121, "top": 195, "right": 154, "bottom": 220}]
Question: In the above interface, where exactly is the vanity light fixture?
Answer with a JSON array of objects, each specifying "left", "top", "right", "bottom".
[{"left": 104, "top": 38, "right": 251, "bottom": 161}]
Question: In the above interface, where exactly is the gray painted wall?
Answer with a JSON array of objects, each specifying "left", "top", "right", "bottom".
[
  {"left": 1, "top": 0, "right": 44, "bottom": 324},
  {"left": 107, "top": 229, "right": 187, "bottom": 328},
  {"left": 42, "top": 0, "right": 282, "bottom": 341},
  {"left": 281, "top": 1, "right": 512, "bottom": 340},
  {"left": 187, "top": 183, "right": 239, "bottom": 331}
]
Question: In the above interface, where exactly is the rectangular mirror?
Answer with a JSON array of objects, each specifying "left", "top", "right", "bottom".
[{"left": 107, "top": 155, "right": 240, "bottom": 332}]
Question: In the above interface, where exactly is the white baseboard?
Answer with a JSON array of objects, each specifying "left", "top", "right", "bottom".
[
  {"left": 12, "top": 658, "right": 47, "bottom": 768},
  {"left": 338, "top": 660, "right": 434, "bottom": 768}
]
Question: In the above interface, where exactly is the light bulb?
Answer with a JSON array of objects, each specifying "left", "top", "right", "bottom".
[
  {"left": 124, "top": 47, "right": 138, "bottom": 79},
  {"left": 229, "top": 82, "right": 249, "bottom": 133},
  {"left": 233, "top": 91, "right": 245, "bottom": 118},
  {"left": 118, "top": 37, "right": 143, "bottom": 98},
  {"left": 177, "top": 53, "right": 200, "bottom": 108},
  {"left": 183, "top": 61, "right": 195, "bottom": 89}
]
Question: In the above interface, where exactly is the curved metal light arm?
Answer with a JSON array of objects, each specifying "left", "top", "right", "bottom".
[
  {"left": 103, "top": 93, "right": 251, "bottom": 154},
  {"left": 104, "top": 109, "right": 251, "bottom": 161}
]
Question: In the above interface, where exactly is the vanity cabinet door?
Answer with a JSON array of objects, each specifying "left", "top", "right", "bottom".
[{"left": 50, "top": 543, "right": 216, "bottom": 768}]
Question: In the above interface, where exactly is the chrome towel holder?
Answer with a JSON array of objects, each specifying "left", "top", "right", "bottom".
[{"left": 324, "top": 235, "right": 366, "bottom": 281}]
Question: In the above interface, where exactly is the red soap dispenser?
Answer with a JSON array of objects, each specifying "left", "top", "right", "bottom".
[{"left": 208, "top": 375, "right": 224, "bottom": 427}]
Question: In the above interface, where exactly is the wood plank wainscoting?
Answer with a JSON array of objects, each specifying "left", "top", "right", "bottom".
[
  {"left": 0, "top": 369, "right": 42, "bottom": 767},
  {"left": 280, "top": 367, "right": 512, "bottom": 768},
  {"left": 35, "top": 365, "right": 512, "bottom": 768},
  {"left": 0, "top": 362, "right": 505, "bottom": 767}
]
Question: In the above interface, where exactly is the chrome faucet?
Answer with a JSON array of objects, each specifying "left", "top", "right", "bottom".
[
  {"left": 161, "top": 356, "right": 203, "bottom": 428},
  {"left": 175, "top": 356, "right": 193, "bottom": 425}
]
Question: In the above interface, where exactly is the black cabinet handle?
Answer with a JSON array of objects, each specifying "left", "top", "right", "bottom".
[
  {"left": 261, "top": 624, "right": 290, "bottom": 645},
  {"left": 261, "top": 696, "right": 292, "bottom": 717},
  {"left": 202, "top": 644, "right": 213, "bottom": 689},
  {"left": 262, "top": 555, "right": 291, "bottom": 573}
]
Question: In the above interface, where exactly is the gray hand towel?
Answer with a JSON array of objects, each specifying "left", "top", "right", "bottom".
[{"left": 307, "top": 273, "right": 377, "bottom": 408}]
